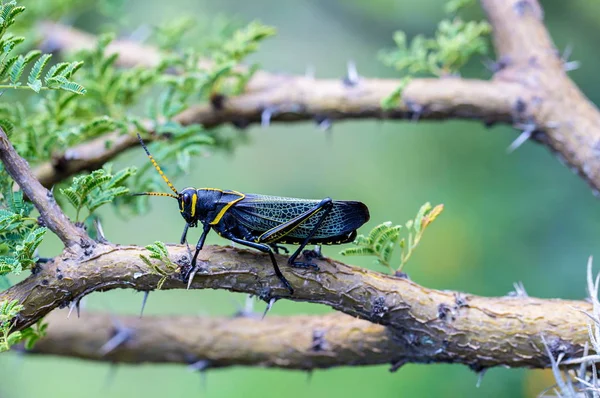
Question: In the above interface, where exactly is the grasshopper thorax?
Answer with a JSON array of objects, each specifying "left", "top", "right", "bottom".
[{"left": 178, "top": 187, "right": 222, "bottom": 226}]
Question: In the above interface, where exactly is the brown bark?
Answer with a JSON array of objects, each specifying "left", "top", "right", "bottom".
[
  {"left": 31, "top": 311, "right": 397, "bottom": 370},
  {"left": 0, "top": 127, "right": 89, "bottom": 248},
  {"left": 1, "top": 243, "right": 591, "bottom": 370}
]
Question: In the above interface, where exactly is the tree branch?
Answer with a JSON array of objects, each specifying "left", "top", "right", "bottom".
[
  {"left": 33, "top": 21, "right": 521, "bottom": 188},
  {"left": 0, "top": 243, "right": 591, "bottom": 370},
  {"left": 33, "top": 77, "right": 520, "bottom": 188},
  {"left": 0, "top": 127, "right": 90, "bottom": 248},
  {"left": 29, "top": 311, "right": 397, "bottom": 370},
  {"left": 481, "top": 0, "right": 600, "bottom": 193},
  {"left": 35, "top": 0, "right": 600, "bottom": 197}
]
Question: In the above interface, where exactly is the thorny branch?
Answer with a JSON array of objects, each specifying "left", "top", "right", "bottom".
[
  {"left": 33, "top": 21, "right": 520, "bottom": 188},
  {"left": 34, "top": 0, "right": 600, "bottom": 196},
  {"left": 30, "top": 311, "right": 397, "bottom": 370},
  {"left": 0, "top": 127, "right": 90, "bottom": 248},
  {"left": 0, "top": 243, "right": 593, "bottom": 370}
]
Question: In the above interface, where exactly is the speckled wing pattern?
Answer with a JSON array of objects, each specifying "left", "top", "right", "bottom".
[{"left": 228, "top": 194, "right": 369, "bottom": 241}]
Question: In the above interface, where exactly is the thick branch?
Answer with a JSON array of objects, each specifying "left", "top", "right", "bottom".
[
  {"left": 30, "top": 311, "right": 397, "bottom": 370},
  {"left": 0, "top": 243, "right": 591, "bottom": 370},
  {"left": 481, "top": 0, "right": 600, "bottom": 193},
  {"left": 0, "top": 127, "right": 89, "bottom": 248}
]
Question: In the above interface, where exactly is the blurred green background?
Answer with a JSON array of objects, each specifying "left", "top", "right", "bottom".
[{"left": 3, "top": 0, "right": 600, "bottom": 397}]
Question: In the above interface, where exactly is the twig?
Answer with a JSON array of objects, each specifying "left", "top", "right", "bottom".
[{"left": 0, "top": 127, "right": 90, "bottom": 248}]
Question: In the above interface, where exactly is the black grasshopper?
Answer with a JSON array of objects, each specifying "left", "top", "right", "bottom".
[{"left": 135, "top": 133, "right": 370, "bottom": 294}]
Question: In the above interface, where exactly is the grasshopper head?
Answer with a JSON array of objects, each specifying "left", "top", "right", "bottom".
[{"left": 178, "top": 187, "right": 198, "bottom": 226}]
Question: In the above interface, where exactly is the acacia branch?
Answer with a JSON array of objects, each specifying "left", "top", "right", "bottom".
[
  {"left": 33, "top": 21, "right": 520, "bottom": 188},
  {"left": 35, "top": 0, "right": 600, "bottom": 196},
  {"left": 0, "top": 127, "right": 89, "bottom": 248},
  {"left": 0, "top": 243, "right": 592, "bottom": 370},
  {"left": 481, "top": 0, "right": 600, "bottom": 192},
  {"left": 30, "top": 311, "right": 397, "bottom": 370}
]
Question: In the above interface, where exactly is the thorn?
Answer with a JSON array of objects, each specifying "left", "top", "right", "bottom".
[
  {"left": 404, "top": 100, "right": 424, "bottom": 122},
  {"left": 261, "top": 106, "right": 278, "bottom": 127},
  {"left": 389, "top": 359, "right": 407, "bottom": 372},
  {"left": 561, "top": 44, "right": 580, "bottom": 72},
  {"left": 232, "top": 295, "right": 256, "bottom": 318},
  {"left": 188, "top": 359, "right": 210, "bottom": 390},
  {"left": 342, "top": 60, "right": 360, "bottom": 87},
  {"left": 186, "top": 266, "right": 198, "bottom": 290},
  {"left": 127, "top": 25, "right": 152, "bottom": 43},
  {"left": 94, "top": 218, "right": 108, "bottom": 243},
  {"left": 243, "top": 294, "right": 255, "bottom": 316},
  {"left": 306, "top": 369, "right": 313, "bottom": 384},
  {"left": 139, "top": 291, "right": 149, "bottom": 318},
  {"left": 103, "top": 363, "right": 119, "bottom": 390},
  {"left": 563, "top": 60, "right": 580, "bottom": 72},
  {"left": 100, "top": 326, "right": 133, "bottom": 356},
  {"left": 476, "top": 368, "right": 487, "bottom": 387},
  {"left": 188, "top": 359, "right": 210, "bottom": 372},
  {"left": 315, "top": 115, "right": 332, "bottom": 131},
  {"left": 262, "top": 297, "right": 277, "bottom": 319},
  {"left": 508, "top": 281, "right": 528, "bottom": 297},
  {"left": 67, "top": 298, "right": 81, "bottom": 319},
  {"left": 305, "top": 65, "right": 315, "bottom": 79},
  {"left": 507, "top": 124, "right": 535, "bottom": 153}
]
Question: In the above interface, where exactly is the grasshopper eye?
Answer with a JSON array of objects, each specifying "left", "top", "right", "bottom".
[{"left": 183, "top": 193, "right": 191, "bottom": 207}]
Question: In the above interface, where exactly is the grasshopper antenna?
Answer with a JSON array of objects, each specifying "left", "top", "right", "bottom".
[{"left": 136, "top": 133, "right": 179, "bottom": 195}]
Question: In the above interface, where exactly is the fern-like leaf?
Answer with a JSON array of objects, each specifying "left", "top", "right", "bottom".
[
  {"left": 59, "top": 187, "right": 80, "bottom": 210},
  {"left": 27, "top": 53, "right": 51, "bottom": 92},
  {"left": 8, "top": 54, "right": 23, "bottom": 85}
]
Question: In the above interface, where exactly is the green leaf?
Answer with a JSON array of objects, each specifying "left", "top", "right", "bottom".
[
  {"left": 23, "top": 50, "right": 41, "bottom": 64},
  {"left": 60, "top": 187, "right": 80, "bottom": 210},
  {"left": 141, "top": 241, "right": 178, "bottom": 290},
  {"left": 27, "top": 53, "right": 51, "bottom": 92},
  {"left": 340, "top": 247, "right": 376, "bottom": 257},
  {"left": 8, "top": 54, "right": 23, "bottom": 85}
]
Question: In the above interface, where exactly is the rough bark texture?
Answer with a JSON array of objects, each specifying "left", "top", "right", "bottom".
[
  {"left": 0, "top": 127, "right": 89, "bottom": 247},
  {"left": 31, "top": 311, "right": 397, "bottom": 369},
  {"left": 481, "top": 0, "right": 600, "bottom": 193},
  {"left": 1, "top": 243, "right": 591, "bottom": 369}
]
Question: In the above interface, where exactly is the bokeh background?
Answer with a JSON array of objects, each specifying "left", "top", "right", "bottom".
[{"left": 2, "top": 1, "right": 600, "bottom": 397}]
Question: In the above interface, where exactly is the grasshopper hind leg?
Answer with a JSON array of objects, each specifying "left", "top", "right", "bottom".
[
  {"left": 287, "top": 198, "right": 333, "bottom": 271},
  {"left": 216, "top": 223, "right": 294, "bottom": 294}
]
